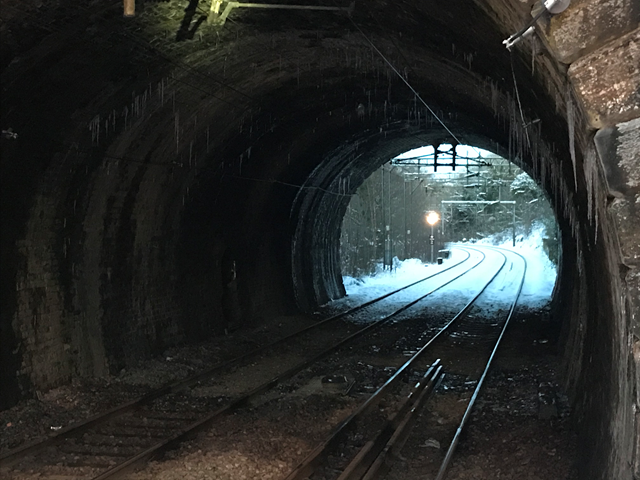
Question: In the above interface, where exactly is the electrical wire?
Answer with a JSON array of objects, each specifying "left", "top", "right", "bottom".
[
  {"left": 509, "top": 53, "right": 532, "bottom": 152},
  {"left": 23, "top": 137, "right": 352, "bottom": 198},
  {"left": 5, "top": 0, "right": 467, "bottom": 154},
  {"left": 346, "top": 19, "right": 464, "bottom": 147},
  {"left": 222, "top": 173, "right": 351, "bottom": 197},
  {"left": 351, "top": 6, "right": 491, "bottom": 159}
]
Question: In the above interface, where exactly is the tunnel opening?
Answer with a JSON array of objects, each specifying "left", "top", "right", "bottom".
[
  {"left": 304, "top": 144, "right": 577, "bottom": 480},
  {"left": 338, "top": 144, "right": 559, "bottom": 288},
  {"left": 290, "top": 133, "right": 564, "bottom": 313},
  {"left": 337, "top": 145, "right": 560, "bottom": 319}
]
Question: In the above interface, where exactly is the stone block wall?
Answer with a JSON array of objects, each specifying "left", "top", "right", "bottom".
[
  {"left": 481, "top": 1, "right": 640, "bottom": 477},
  {"left": 541, "top": 4, "right": 639, "bottom": 479}
]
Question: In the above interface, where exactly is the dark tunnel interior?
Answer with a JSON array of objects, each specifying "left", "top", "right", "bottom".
[{"left": 0, "top": 1, "right": 638, "bottom": 479}]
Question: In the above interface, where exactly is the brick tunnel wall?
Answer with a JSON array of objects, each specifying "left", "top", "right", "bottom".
[{"left": 1, "top": 1, "right": 638, "bottom": 479}]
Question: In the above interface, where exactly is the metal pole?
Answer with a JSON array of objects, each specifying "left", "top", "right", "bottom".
[
  {"left": 388, "top": 167, "right": 392, "bottom": 269},
  {"left": 430, "top": 224, "right": 434, "bottom": 263},
  {"left": 408, "top": 180, "right": 413, "bottom": 258},
  {"left": 512, "top": 202, "right": 516, "bottom": 247},
  {"left": 403, "top": 180, "right": 407, "bottom": 259},
  {"left": 381, "top": 167, "right": 385, "bottom": 268}
]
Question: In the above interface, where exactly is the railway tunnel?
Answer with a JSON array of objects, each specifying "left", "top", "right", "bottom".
[{"left": 0, "top": 0, "right": 638, "bottom": 479}]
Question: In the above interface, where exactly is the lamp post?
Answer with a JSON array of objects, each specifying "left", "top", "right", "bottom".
[{"left": 426, "top": 211, "right": 440, "bottom": 263}]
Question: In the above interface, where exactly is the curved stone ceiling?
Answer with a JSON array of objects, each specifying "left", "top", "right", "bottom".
[{"left": 1, "top": 1, "right": 639, "bottom": 479}]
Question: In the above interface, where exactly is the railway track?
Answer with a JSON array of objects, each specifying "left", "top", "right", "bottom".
[
  {"left": 280, "top": 245, "right": 528, "bottom": 480},
  {"left": 1, "top": 247, "right": 489, "bottom": 480}
]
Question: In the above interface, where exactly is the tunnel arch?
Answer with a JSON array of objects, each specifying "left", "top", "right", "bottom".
[
  {"left": 288, "top": 107, "right": 574, "bottom": 314},
  {"left": 1, "top": 2, "right": 638, "bottom": 479}
]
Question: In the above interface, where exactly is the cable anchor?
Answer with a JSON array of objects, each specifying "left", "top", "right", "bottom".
[{"left": 503, "top": 0, "right": 571, "bottom": 51}]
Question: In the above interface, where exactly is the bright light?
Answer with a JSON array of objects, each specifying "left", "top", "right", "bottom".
[{"left": 426, "top": 211, "right": 440, "bottom": 226}]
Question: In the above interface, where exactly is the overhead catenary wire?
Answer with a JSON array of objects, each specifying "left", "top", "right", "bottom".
[
  {"left": 350, "top": 6, "right": 489, "bottom": 157},
  {"left": 223, "top": 173, "right": 352, "bottom": 197},
  {"left": 39, "top": 139, "right": 354, "bottom": 198},
  {"left": 346, "top": 18, "right": 464, "bottom": 147},
  {"left": 7, "top": 0, "right": 471, "bottom": 157},
  {"left": 509, "top": 53, "right": 533, "bottom": 153}
]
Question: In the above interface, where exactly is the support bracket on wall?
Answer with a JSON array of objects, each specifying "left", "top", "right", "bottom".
[
  {"left": 208, "top": 0, "right": 355, "bottom": 25},
  {"left": 503, "top": 0, "right": 571, "bottom": 50}
]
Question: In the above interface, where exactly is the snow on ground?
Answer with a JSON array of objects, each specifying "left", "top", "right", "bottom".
[
  {"left": 475, "top": 223, "right": 557, "bottom": 309},
  {"left": 341, "top": 249, "right": 470, "bottom": 305},
  {"left": 340, "top": 224, "right": 557, "bottom": 311}
]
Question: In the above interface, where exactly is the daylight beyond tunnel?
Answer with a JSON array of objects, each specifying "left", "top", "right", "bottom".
[{"left": 339, "top": 145, "right": 559, "bottom": 278}]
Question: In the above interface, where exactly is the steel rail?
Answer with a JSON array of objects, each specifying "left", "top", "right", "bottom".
[
  {"left": 317, "top": 245, "right": 525, "bottom": 480},
  {"left": 434, "top": 245, "right": 528, "bottom": 480},
  {"left": 359, "top": 374, "right": 446, "bottom": 480},
  {"left": 283, "top": 363, "right": 443, "bottom": 480},
  {"left": 337, "top": 370, "right": 445, "bottom": 480},
  {"left": 352, "top": 247, "right": 526, "bottom": 480},
  {"left": 0, "top": 250, "right": 473, "bottom": 468},
  {"left": 89, "top": 248, "right": 487, "bottom": 480},
  {"left": 282, "top": 248, "right": 509, "bottom": 480}
]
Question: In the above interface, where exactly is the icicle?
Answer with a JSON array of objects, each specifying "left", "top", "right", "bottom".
[
  {"left": 89, "top": 115, "right": 101, "bottom": 143},
  {"left": 531, "top": 37, "right": 537, "bottom": 75},
  {"left": 595, "top": 197, "right": 599, "bottom": 244},
  {"left": 567, "top": 90, "right": 578, "bottom": 191},
  {"left": 464, "top": 52, "right": 474, "bottom": 70},
  {"left": 585, "top": 149, "right": 594, "bottom": 223},
  {"left": 491, "top": 81, "right": 499, "bottom": 116},
  {"left": 175, "top": 112, "right": 180, "bottom": 154}
]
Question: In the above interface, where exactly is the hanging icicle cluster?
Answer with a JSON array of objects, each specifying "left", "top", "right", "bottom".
[
  {"left": 482, "top": 77, "right": 582, "bottom": 241},
  {"left": 87, "top": 77, "right": 173, "bottom": 146},
  {"left": 89, "top": 115, "right": 101, "bottom": 144},
  {"left": 583, "top": 146, "right": 601, "bottom": 243},
  {"left": 566, "top": 85, "right": 578, "bottom": 191}
]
